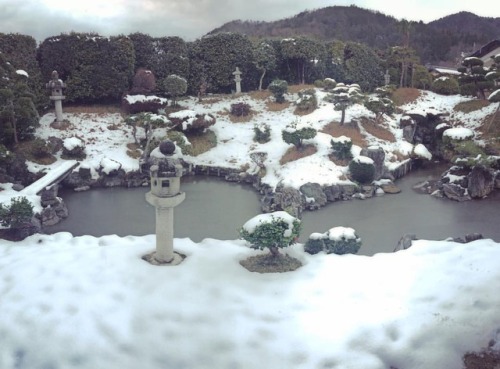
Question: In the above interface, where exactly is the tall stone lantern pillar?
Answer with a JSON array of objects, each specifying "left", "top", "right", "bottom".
[
  {"left": 143, "top": 140, "right": 186, "bottom": 265},
  {"left": 233, "top": 67, "right": 242, "bottom": 94},
  {"left": 46, "top": 70, "right": 66, "bottom": 126}
]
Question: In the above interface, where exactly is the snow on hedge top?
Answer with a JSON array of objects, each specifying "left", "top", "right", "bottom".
[
  {"left": 489, "top": 89, "right": 500, "bottom": 102},
  {"left": 63, "top": 137, "right": 84, "bottom": 151},
  {"left": 242, "top": 211, "right": 297, "bottom": 236},
  {"left": 124, "top": 94, "right": 168, "bottom": 104},
  {"left": 16, "top": 69, "right": 28, "bottom": 77},
  {"left": 169, "top": 109, "right": 196, "bottom": 120},
  {"left": 327, "top": 226, "right": 358, "bottom": 241},
  {"left": 443, "top": 127, "right": 474, "bottom": 140},
  {"left": 352, "top": 155, "right": 374, "bottom": 165},
  {"left": 331, "top": 135, "right": 351, "bottom": 143},
  {"left": 414, "top": 144, "right": 432, "bottom": 160}
]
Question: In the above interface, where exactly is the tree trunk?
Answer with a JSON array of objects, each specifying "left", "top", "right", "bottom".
[
  {"left": 340, "top": 109, "right": 346, "bottom": 125},
  {"left": 269, "top": 246, "right": 280, "bottom": 257},
  {"left": 258, "top": 69, "right": 266, "bottom": 91},
  {"left": 400, "top": 62, "right": 405, "bottom": 88}
]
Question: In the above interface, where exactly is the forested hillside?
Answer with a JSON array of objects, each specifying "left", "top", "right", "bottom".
[{"left": 208, "top": 5, "right": 500, "bottom": 65}]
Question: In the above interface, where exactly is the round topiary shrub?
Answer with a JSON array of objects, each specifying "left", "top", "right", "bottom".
[
  {"left": 303, "top": 233, "right": 326, "bottom": 255},
  {"left": 268, "top": 79, "right": 288, "bottom": 103},
  {"left": 62, "top": 137, "right": 86, "bottom": 159},
  {"left": 304, "top": 227, "right": 361, "bottom": 255},
  {"left": 295, "top": 89, "right": 317, "bottom": 112},
  {"left": 432, "top": 77, "right": 459, "bottom": 95},
  {"left": 349, "top": 156, "right": 375, "bottom": 184},
  {"left": 330, "top": 136, "right": 353, "bottom": 161},
  {"left": 323, "top": 227, "right": 362, "bottom": 255},
  {"left": 253, "top": 123, "right": 271, "bottom": 143},
  {"left": 239, "top": 211, "right": 301, "bottom": 257},
  {"left": 323, "top": 78, "right": 337, "bottom": 91},
  {"left": 230, "top": 102, "right": 251, "bottom": 117}
]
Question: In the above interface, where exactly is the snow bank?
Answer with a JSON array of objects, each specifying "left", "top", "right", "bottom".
[
  {"left": 0, "top": 235, "right": 499, "bottom": 369},
  {"left": 443, "top": 127, "right": 474, "bottom": 140}
]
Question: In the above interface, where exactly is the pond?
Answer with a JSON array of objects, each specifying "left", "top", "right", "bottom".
[{"left": 46, "top": 166, "right": 500, "bottom": 256}]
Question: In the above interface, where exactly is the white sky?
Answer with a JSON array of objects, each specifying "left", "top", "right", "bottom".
[{"left": 0, "top": 0, "right": 498, "bottom": 42}]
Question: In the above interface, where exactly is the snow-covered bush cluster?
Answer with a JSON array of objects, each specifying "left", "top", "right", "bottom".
[
  {"left": 304, "top": 226, "right": 362, "bottom": 255},
  {"left": 62, "top": 137, "right": 86, "bottom": 159},
  {"left": 330, "top": 136, "right": 353, "bottom": 160},
  {"left": 268, "top": 79, "right": 288, "bottom": 103},
  {"left": 349, "top": 155, "right": 375, "bottom": 184},
  {"left": 169, "top": 110, "right": 216, "bottom": 133}
]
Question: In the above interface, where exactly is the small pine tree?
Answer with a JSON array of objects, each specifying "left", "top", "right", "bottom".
[
  {"left": 364, "top": 96, "right": 395, "bottom": 123},
  {"left": 327, "top": 83, "right": 364, "bottom": 125},
  {"left": 0, "top": 196, "right": 34, "bottom": 229},
  {"left": 239, "top": 211, "right": 301, "bottom": 257},
  {"left": 282, "top": 121, "right": 317, "bottom": 149}
]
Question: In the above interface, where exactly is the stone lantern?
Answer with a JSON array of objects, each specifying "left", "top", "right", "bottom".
[
  {"left": 46, "top": 70, "right": 66, "bottom": 125},
  {"left": 143, "top": 140, "right": 186, "bottom": 265},
  {"left": 232, "top": 67, "right": 242, "bottom": 94}
]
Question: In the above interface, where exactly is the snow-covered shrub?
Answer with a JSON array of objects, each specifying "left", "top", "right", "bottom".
[
  {"left": 349, "top": 156, "right": 375, "bottom": 184},
  {"left": 239, "top": 211, "right": 301, "bottom": 257},
  {"left": 167, "top": 130, "right": 191, "bottom": 155},
  {"left": 330, "top": 136, "right": 353, "bottom": 161},
  {"left": 304, "top": 227, "right": 361, "bottom": 255},
  {"left": 253, "top": 123, "right": 271, "bottom": 144},
  {"left": 432, "top": 77, "right": 459, "bottom": 95},
  {"left": 0, "top": 196, "right": 33, "bottom": 229},
  {"left": 303, "top": 233, "right": 325, "bottom": 254},
  {"left": 122, "top": 94, "right": 168, "bottom": 114},
  {"left": 126, "top": 113, "right": 170, "bottom": 145},
  {"left": 364, "top": 96, "right": 395, "bottom": 123},
  {"left": 323, "top": 78, "right": 337, "bottom": 91},
  {"left": 295, "top": 89, "right": 317, "bottom": 112},
  {"left": 268, "top": 79, "right": 288, "bottom": 103},
  {"left": 161, "top": 74, "right": 187, "bottom": 106},
  {"left": 169, "top": 110, "right": 216, "bottom": 134},
  {"left": 230, "top": 102, "right": 251, "bottom": 117},
  {"left": 313, "top": 79, "right": 325, "bottom": 88},
  {"left": 62, "top": 137, "right": 86, "bottom": 159},
  {"left": 282, "top": 122, "right": 317, "bottom": 149},
  {"left": 29, "top": 138, "right": 51, "bottom": 158}
]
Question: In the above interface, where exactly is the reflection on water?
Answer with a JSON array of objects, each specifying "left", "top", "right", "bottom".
[{"left": 46, "top": 167, "right": 500, "bottom": 256}]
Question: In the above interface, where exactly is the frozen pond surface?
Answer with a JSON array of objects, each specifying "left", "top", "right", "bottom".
[{"left": 47, "top": 167, "right": 500, "bottom": 255}]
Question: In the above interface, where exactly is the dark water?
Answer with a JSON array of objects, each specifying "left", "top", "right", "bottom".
[{"left": 46, "top": 168, "right": 500, "bottom": 256}]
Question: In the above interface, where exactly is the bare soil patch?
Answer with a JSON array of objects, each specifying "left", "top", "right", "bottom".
[
  {"left": 265, "top": 100, "right": 291, "bottom": 112},
  {"left": 240, "top": 253, "right": 302, "bottom": 273},
  {"left": 392, "top": 88, "right": 420, "bottom": 106},
  {"left": 360, "top": 117, "right": 396, "bottom": 142},
  {"left": 321, "top": 121, "right": 368, "bottom": 148},
  {"left": 454, "top": 99, "right": 490, "bottom": 113},
  {"left": 280, "top": 145, "right": 317, "bottom": 165}
]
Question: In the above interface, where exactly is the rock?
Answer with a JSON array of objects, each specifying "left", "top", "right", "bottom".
[
  {"left": 395, "top": 234, "right": 417, "bottom": 252},
  {"left": 403, "top": 125, "right": 415, "bottom": 142},
  {"left": 40, "top": 207, "right": 60, "bottom": 226},
  {"left": 47, "top": 136, "right": 64, "bottom": 154},
  {"left": 360, "top": 146, "right": 385, "bottom": 181},
  {"left": 13, "top": 217, "right": 41, "bottom": 240},
  {"left": 399, "top": 115, "right": 414, "bottom": 129},
  {"left": 261, "top": 186, "right": 304, "bottom": 217},
  {"left": 300, "top": 183, "right": 327, "bottom": 210},
  {"left": 340, "top": 184, "right": 359, "bottom": 199},
  {"left": 465, "top": 233, "right": 483, "bottom": 242},
  {"left": 442, "top": 183, "right": 471, "bottom": 202},
  {"left": 496, "top": 173, "right": 500, "bottom": 189},
  {"left": 361, "top": 185, "right": 374, "bottom": 198},
  {"left": 40, "top": 186, "right": 58, "bottom": 206},
  {"left": 323, "top": 184, "right": 342, "bottom": 202},
  {"left": 381, "top": 182, "right": 401, "bottom": 194},
  {"left": 467, "top": 165, "right": 495, "bottom": 198},
  {"left": 63, "top": 167, "right": 93, "bottom": 189},
  {"left": 74, "top": 186, "right": 90, "bottom": 192},
  {"left": 11, "top": 183, "right": 24, "bottom": 191}
]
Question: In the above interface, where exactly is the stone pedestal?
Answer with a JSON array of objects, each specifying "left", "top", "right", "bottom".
[{"left": 145, "top": 191, "right": 185, "bottom": 263}]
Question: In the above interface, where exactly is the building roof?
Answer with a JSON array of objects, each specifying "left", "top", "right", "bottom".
[
  {"left": 469, "top": 39, "right": 500, "bottom": 58},
  {"left": 427, "top": 65, "right": 462, "bottom": 76}
]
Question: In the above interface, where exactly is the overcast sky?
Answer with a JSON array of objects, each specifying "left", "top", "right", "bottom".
[{"left": 0, "top": 0, "right": 498, "bottom": 42}]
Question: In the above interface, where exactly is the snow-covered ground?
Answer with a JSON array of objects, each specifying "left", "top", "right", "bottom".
[
  {"left": 1, "top": 234, "right": 499, "bottom": 369},
  {"left": 2, "top": 89, "right": 495, "bottom": 210}
]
